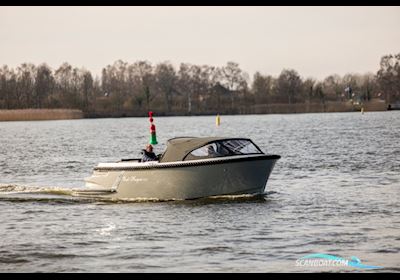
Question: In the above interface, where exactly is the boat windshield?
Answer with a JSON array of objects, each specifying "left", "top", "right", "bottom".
[{"left": 184, "top": 139, "right": 263, "bottom": 161}]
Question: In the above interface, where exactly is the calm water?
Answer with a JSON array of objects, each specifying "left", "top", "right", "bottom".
[{"left": 0, "top": 112, "right": 399, "bottom": 272}]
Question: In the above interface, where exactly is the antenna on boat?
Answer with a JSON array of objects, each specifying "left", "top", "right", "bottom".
[{"left": 149, "top": 111, "right": 158, "bottom": 145}]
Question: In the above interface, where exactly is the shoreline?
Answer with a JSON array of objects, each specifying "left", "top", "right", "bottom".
[
  {"left": 0, "top": 100, "right": 390, "bottom": 121},
  {"left": 0, "top": 109, "right": 83, "bottom": 122}
]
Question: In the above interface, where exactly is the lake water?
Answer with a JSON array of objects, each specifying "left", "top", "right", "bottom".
[{"left": 0, "top": 111, "right": 399, "bottom": 272}]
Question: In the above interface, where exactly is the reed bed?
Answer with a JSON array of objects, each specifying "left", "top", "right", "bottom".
[
  {"left": 244, "top": 99, "right": 387, "bottom": 114},
  {"left": 0, "top": 109, "right": 83, "bottom": 121}
]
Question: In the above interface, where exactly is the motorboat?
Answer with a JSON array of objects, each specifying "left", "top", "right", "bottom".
[{"left": 81, "top": 137, "right": 280, "bottom": 200}]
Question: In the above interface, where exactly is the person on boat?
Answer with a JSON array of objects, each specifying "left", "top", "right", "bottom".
[
  {"left": 207, "top": 144, "right": 220, "bottom": 157},
  {"left": 141, "top": 144, "right": 158, "bottom": 162}
]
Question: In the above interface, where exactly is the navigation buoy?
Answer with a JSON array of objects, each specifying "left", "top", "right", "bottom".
[
  {"left": 216, "top": 114, "right": 220, "bottom": 127},
  {"left": 149, "top": 111, "right": 158, "bottom": 145}
]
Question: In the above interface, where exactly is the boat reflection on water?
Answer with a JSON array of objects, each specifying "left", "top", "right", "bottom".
[{"left": 82, "top": 137, "right": 280, "bottom": 200}]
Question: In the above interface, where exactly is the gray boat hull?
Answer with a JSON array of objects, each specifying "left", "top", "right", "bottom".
[{"left": 83, "top": 155, "right": 280, "bottom": 200}]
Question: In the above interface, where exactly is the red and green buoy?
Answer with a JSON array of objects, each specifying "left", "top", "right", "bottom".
[{"left": 148, "top": 111, "right": 158, "bottom": 145}]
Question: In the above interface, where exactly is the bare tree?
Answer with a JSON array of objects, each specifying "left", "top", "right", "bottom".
[
  {"left": 81, "top": 70, "right": 93, "bottom": 111},
  {"left": 221, "top": 62, "right": 247, "bottom": 110},
  {"left": 275, "top": 69, "right": 303, "bottom": 104},
  {"left": 252, "top": 72, "right": 273, "bottom": 104},
  {"left": 377, "top": 53, "right": 400, "bottom": 104},
  {"left": 154, "top": 62, "right": 177, "bottom": 113},
  {"left": 34, "top": 64, "right": 54, "bottom": 108}
]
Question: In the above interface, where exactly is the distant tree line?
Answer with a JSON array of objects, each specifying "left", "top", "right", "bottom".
[{"left": 0, "top": 54, "right": 399, "bottom": 116}]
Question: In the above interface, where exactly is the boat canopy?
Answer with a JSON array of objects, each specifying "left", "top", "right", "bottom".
[{"left": 159, "top": 137, "right": 263, "bottom": 163}]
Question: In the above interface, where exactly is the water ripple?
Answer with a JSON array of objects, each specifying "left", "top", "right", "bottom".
[{"left": 0, "top": 112, "right": 399, "bottom": 272}]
